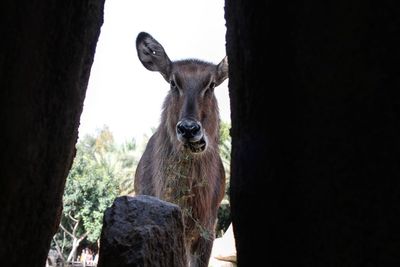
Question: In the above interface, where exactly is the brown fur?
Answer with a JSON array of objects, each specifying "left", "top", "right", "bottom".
[{"left": 134, "top": 32, "right": 228, "bottom": 267}]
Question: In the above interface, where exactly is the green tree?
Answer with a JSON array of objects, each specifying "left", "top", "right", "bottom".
[
  {"left": 116, "top": 138, "right": 138, "bottom": 195},
  {"left": 52, "top": 126, "right": 121, "bottom": 261},
  {"left": 216, "top": 121, "right": 232, "bottom": 236}
]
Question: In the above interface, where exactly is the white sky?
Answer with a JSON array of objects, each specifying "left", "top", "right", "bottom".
[{"left": 79, "top": 0, "right": 230, "bottom": 144}]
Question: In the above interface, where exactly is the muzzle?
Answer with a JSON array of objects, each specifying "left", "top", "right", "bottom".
[{"left": 176, "top": 119, "right": 207, "bottom": 153}]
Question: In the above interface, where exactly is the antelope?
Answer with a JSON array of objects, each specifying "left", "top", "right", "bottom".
[{"left": 134, "top": 32, "right": 228, "bottom": 267}]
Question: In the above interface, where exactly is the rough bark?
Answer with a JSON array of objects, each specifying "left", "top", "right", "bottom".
[
  {"left": 0, "top": 1, "right": 105, "bottom": 266},
  {"left": 98, "top": 195, "right": 187, "bottom": 267},
  {"left": 226, "top": 1, "right": 400, "bottom": 266}
]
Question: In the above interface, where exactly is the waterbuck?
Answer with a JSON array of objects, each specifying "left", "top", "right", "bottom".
[{"left": 134, "top": 32, "right": 228, "bottom": 267}]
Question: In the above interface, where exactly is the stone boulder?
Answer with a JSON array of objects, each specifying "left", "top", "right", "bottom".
[{"left": 98, "top": 195, "right": 187, "bottom": 267}]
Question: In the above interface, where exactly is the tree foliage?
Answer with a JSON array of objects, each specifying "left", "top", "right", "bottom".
[
  {"left": 52, "top": 126, "right": 137, "bottom": 261},
  {"left": 216, "top": 121, "right": 232, "bottom": 236}
]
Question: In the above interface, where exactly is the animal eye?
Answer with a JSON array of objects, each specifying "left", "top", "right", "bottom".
[
  {"left": 170, "top": 79, "right": 181, "bottom": 95},
  {"left": 203, "top": 82, "right": 216, "bottom": 97},
  {"left": 209, "top": 82, "right": 216, "bottom": 90}
]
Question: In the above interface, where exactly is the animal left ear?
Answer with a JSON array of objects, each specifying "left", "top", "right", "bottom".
[
  {"left": 136, "top": 32, "right": 172, "bottom": 81},
  {"left": 215, "top": 56, "right": 229, "bottom": 86}
]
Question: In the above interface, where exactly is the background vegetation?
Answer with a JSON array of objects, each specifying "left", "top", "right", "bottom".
[{"left": 50, "top": 123, "right": 231, "bottom": 262}]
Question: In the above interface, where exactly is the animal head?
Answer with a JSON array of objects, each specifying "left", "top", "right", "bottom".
[{"left": 136, "top": 32, "right": 228, "bottom": 154}]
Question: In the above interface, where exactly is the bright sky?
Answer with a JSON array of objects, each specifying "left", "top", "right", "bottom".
[{"left": 79, "top": 0, "right": 230, "bottom": 144}]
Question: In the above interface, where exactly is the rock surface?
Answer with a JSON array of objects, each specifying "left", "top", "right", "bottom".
[
  {"left": 209, "top": 223, "right": 237, "bottom": 267},
  {"left": 0, "top": 1, "right": 105, "bottom": 266},
  {"left": 212, "top": 224, "right": 236, "bottom": 262},
  {"left": 98, "top": 195, "right": 187, "bottom": 267},
  {"left": 226, "top": 1, "right": 400, "bottom": 265}
]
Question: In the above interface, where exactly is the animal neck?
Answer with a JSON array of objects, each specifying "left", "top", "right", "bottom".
[
  {"left": 153, "top": 125, "right": 219, "bottom": 243},
  {"left": 154, "top": 124, "right": 217, "bottom": 199},
  {"left": 162, "top": 148, "right": 195, "bottom": 201}
]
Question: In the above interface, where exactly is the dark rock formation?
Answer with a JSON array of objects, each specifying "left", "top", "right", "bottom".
[
  {"left": 98, "top": 195, "right": 187, "bottom": 267},
  {"left": 0, "top": 1, "right": 105, "bottom": 266},
  {"left": 226, "top": 1, "right": 400, "bottom": 266}
]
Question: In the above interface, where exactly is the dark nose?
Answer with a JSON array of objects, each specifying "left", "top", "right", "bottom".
[{"left": 176, "top": 120, "right": 201, "bottom": 139}]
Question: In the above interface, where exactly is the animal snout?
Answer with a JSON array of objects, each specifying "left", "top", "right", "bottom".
[{"left": 176, "top": 120, "right": 202, "bottom": 141}]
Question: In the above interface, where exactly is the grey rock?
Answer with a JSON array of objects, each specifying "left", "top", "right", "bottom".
[{"left": 98, "top": 195, "right": 187, "bottom": 267}]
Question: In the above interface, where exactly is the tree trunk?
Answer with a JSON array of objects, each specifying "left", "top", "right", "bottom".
[
  {"left": 52, "top": 236, "right": 65, "bottom": 263},
  {"left": 67, "top": 238, "right": 80, "bottom": 263}
]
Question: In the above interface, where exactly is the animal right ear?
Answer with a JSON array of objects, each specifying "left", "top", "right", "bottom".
[
  {"left": 215, "top": 56, "right": 229, "bottom": 86},
  {"left": 136, "top": 32, "right": 172, "bottom": 80}
]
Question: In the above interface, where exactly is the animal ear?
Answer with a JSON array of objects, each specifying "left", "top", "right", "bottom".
[
  {"left": 136, "top": 32, "right": 172, "bottom": 80},
  {"left": 215, "top": 56, "right": 229, "bottom": 86}
]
